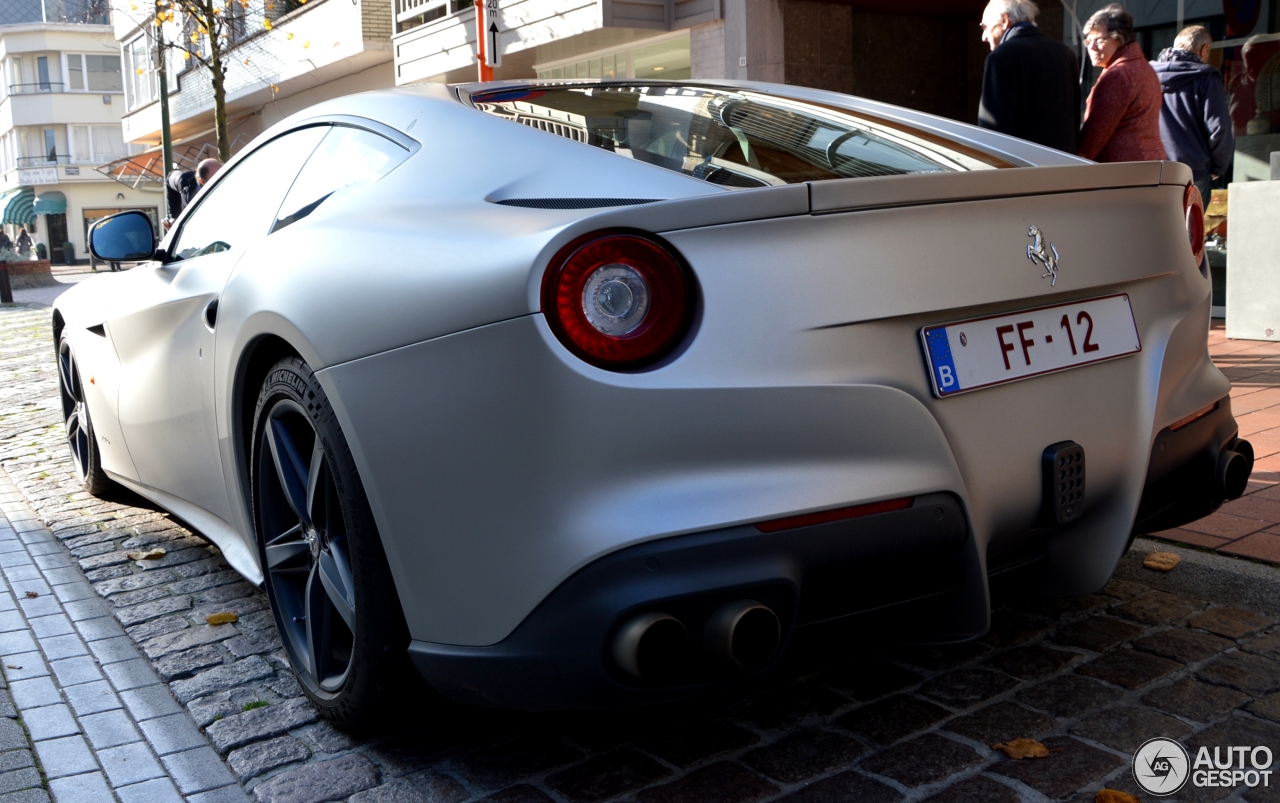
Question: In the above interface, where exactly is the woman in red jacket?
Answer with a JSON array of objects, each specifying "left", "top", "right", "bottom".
[{"left": 1079, "top": 5, "right": 1167, "bottom": 162}]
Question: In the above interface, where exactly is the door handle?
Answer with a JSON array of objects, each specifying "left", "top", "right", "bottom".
[{"left": 204, "top": 298, "right": 220, "bottom": 330}]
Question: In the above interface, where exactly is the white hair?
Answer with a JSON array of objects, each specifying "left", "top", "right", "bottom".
[{"left": 987, "top": 0, "right": 1039, "bottom": 23}]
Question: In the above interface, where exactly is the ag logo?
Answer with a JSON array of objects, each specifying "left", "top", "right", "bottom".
[{"left": 1134, "top": 738, "right": 1191, "bottom": 795}]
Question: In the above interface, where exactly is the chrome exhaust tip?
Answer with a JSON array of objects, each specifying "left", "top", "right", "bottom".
[
  {"left": 1218, "top": 439, "right": 1253, "bottom": 501},
  {"left": 611, "top": 612, "right": 689, "bottom": 681},
  {"left": 704, "top": 599, "right": 781, "bottom": 670}
]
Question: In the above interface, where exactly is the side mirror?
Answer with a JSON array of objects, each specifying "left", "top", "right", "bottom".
[{"left": 89, "top": 211, "right": 156, "bottom": 262}]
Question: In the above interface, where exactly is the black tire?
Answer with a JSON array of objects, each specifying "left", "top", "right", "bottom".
[
  {"left": 251, "top": 357, "right": 417, "bottom": 730},
  {"left": 57, "top": 334, "right": 113, "bottom": 496}
]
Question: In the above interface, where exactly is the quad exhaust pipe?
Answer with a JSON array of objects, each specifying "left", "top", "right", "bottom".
[
  {"left": 612, "top": 599, "right": 782, "bottom": 681},
  {"left": 704, "top": 599, "right": 781, "bottom": 670},
  {"left": 611, "top": 612, "right": 689, "bottom": 682},
  {"left": 1218, "top": 438, "right": 1254, "bottom": 501}
]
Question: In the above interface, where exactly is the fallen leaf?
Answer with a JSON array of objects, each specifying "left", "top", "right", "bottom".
[
  {"left": 6, "top": 665, "right": 19, "bottom": 670},
  {"left": 206, "top": 612, "right": 238, "bottom": 625},
  {"left": 992, "top": 738, "right": 1050, "bottom": 759},
  {"left": 24, "top": 591, "right": 37, "bottom": 599},
  {"left": 1095, "top": 790, "right": 1139, "bottom": 803},
  {"left": 1144, "top": 551, "right": 1181, "bottom": 572},
  {"left": 127, "top": 548, "right": 166, "bottom": 561}
]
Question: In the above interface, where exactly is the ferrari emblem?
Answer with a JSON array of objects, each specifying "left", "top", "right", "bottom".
[{"left": 1026, "top": 225, "right": 1060, "bottom": 286}]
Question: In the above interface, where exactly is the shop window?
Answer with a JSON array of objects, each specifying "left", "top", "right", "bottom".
[{"left": 632, "top": 36, "right": 690, "bottom": 80}]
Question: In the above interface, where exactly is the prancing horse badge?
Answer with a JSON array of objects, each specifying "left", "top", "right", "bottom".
[{"left": 1026, "top": 225, "right": 1060, "bottom": 286}]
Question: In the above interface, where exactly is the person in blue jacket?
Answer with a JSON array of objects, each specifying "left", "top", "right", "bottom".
[{"left": 1152, "top": 25, "right": 1234, "bottom": 205}]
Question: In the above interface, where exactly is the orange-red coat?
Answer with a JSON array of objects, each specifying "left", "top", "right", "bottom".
[{"left": 1080, "top": 42, "right": 1168, "bottom": 163}]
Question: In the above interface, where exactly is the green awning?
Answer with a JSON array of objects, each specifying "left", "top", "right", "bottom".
[
  {"left": 1, "top": 187, "right": 35, "bottom": 226},
  {"left": 33, "top": 191, "right": 66, "bottom": 215}
]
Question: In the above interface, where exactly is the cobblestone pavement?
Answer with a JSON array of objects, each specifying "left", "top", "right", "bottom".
[
  {"left": 4, "top": 298, "right": 1280, "bottom": 803},
  {"left": 1153, "top": 323, "right": 1280, "bottom": 565}
]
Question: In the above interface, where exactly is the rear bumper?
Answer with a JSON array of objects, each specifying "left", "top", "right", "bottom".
[
  {"left": 1132, "top": 394, "right": 1250, "bottom": 535},
  {"left": 408, "top": 493, "right": 975, "bottom": 710}
]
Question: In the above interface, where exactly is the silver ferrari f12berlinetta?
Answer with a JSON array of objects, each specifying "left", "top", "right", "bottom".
[{"left": 59, "top": 79, "right": 1251, "bottom": 727}]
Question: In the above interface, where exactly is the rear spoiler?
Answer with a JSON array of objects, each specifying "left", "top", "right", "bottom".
[
  {"left": 811, "top": 161, "right": 1192, "bottom": 214},
  {"left": 574, "top": 162, "right": 1193, "bottom": 234}
]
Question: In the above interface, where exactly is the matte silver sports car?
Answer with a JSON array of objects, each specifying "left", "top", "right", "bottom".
[{"left": 60, "top": 79, "right": 1252, "bottom": 726}]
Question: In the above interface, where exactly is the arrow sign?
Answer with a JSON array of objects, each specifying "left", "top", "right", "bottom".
[{"left": 484, "top": 0, "right": 501, "bottom": 67}]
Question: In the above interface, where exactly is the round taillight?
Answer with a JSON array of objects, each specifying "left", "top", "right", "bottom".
[
  {"left": 1184, "top": 183, "right": 1205, "bottom": 266},
  {"left": 542, "top": 232, "right": 691, "bottom": 370}
]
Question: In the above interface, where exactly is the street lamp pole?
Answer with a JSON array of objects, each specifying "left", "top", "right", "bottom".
[{"left": 155, "top": 7, "right": 175, "bottom": 220}]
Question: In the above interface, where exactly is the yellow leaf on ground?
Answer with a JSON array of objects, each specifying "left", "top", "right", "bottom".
[
  {"left": 127, "top": 548, "right": 166, "bottom": 561},
  {"left": 1144, "top": 551, "right": 1181, "bottom": 572},
  {"left": 206, "top": 612, "right": 239, "bottom": 625},
  {"left": 992, "top": 738, "right": 1050, "bottom": 759},
  {"left": 1095, "top": 790, "right": 1139, "bottom": 803}
]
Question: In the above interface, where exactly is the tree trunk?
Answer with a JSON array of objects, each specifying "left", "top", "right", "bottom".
[{"left": 210, "top": 41, "right": 230, "bottom": 162}]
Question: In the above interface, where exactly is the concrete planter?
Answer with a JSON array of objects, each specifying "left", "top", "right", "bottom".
[
  {"left": 1226, "top": 180, "right": 1280, "bottom": 342},
  {"left": 0, "top": 259, "right": 56, "bottom": 289}
]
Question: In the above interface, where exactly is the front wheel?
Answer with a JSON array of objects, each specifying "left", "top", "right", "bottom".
[
  {"left": 57, "top": 334, "right": 113, "bottom": 496},
  {"left": 251, "top": 357, "right": 417, "bottom": 730}
]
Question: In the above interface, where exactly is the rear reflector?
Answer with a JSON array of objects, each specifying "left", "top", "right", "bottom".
[
  {"left": 1184, "top": 183, "right": 1205, "bottom": 266},
  {"left": 755, "top": 497, "right": 913, "bottom": 533},
  {"left": 1170, "top": 401, "right": 1219, "bottom": 432}
]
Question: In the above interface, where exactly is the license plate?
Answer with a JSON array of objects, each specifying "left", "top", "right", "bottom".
[{"left": 921, "top": 294, "right": 1141, "bottom": 398}]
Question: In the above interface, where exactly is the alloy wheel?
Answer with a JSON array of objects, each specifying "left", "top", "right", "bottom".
[
  {"left": 57, "top": 340, "right": 92, "bottom": 483},
  {"left": 257, "top": 399, "right": 357, "bottom": 694}
]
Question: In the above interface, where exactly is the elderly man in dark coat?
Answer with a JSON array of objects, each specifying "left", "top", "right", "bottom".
[
  {"left": 977, "top": 0, "right": 1081, "bottom": 154},
  {"left": 1152, "top": 25, "right": 1233, "bottom": 205}
]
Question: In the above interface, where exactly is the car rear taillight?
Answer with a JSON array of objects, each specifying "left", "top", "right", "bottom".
[
  {"left": 542, "top": 232, "right": 692, "bottom": 370},
  {"left": 1184, "top": 183, "right": 1205, "bottom": 266}
]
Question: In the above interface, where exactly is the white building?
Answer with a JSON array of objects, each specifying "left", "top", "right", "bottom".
[
  {"left": 393, "top": 0, "right": 734, "bottom": 87},
  {"left": 0, "top": 0, "right": 155, "bottom": 263},
  {"left": 112, "top": 0, "right": 396, "bottom": 170}
]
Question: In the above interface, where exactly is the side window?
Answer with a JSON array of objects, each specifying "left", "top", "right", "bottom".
[
  {"left": 272, "top": 126, "right": 409, "bottom": 233},
  {"left": 171, "top": 126, "right": 327, "bottom": 261}
]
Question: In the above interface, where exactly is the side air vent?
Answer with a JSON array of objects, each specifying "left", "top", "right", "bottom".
[
  {"left": 87, "top": 324, "right": 106, "bottom": 337},
  {"left": 495, "top": 198, "right": 660, "bottom": 210}
]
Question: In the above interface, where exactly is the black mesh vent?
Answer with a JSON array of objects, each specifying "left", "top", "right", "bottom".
[{"left": 494, "top": 198, "right": 660, "bottom": 209}]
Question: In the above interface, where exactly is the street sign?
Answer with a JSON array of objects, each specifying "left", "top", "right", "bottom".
[{"left": 483, "top": 0, "right": 500, "bottom": 67}]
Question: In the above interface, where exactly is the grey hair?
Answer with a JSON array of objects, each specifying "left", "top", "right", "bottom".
[
  {"left": 988, "top": 0, "right": 1039, "bottom": 23},
  {"left": 1174, "top": 25, "right": 1212, "bottom": 52},
  {"left": 1084, "top": 4, "right": 1136, "bottom": 46}
]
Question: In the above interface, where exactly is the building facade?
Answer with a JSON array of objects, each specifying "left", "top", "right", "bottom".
[
  {"left": 111, "top": 0, "right": 396, "bottom": 177},
  {"left": 0, "top": 0, "right": 155, "bottom": 263}
]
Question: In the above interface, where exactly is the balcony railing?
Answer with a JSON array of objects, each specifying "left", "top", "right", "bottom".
[
  {"left": 14, "top": 154, "right": 124, "bottom": 167},
  {"left": 6, "top": 83, "right": 66, "bottom": 95}
]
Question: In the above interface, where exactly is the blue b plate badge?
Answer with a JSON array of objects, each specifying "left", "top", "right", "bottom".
[{"left": 921, "top": 294, "right": 1141, "bottom": 398}]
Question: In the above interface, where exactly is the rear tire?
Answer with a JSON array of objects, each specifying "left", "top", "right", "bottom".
[
  {"left": 57, "top": 334, "right": 113, "bottom": 496},
  {"left": 251, "top": 357, "right": 418, "bottom": 730}
]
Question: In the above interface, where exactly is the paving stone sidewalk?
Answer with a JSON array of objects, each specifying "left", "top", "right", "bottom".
[
  {"left": 1151, "top": 323, "right": 1280, "bottom": 565},
  {"left": 5, "top": 298, "right": 1280, "bottom": 803},
  {"left": 0, "top": 474, "right": 241, "bottom": 803}
]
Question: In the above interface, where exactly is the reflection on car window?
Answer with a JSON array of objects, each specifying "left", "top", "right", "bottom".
[
  {"left": 171, "top": 126, "right": 327, "bottom": 261},
  {"left": 272, "top": 126, "right": 409, "bottom": 233},
  {"left": 471, "top": 85, "right": 1011, "bottom": 188}
]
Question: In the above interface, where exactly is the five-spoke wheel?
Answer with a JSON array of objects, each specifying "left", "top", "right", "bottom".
[
  {"left": 257, "top": 399, "right": 357, "bottom": 693},
  {"left": 252, "top": 357, "right": 414, "bottom": 728},
  {"left": 56, "top": 335, "right": 111, "bottom": 494}
]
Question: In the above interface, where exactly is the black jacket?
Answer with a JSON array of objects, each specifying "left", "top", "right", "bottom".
[
  {"left": 166, "top": 169, "right": 198, "bottom": 218},
  {"left": 978, "top": 24, "right": 1081, "bottom": 154},
  {"left": 1151, "top": 48, "right": 1233, "bottom": 181}
]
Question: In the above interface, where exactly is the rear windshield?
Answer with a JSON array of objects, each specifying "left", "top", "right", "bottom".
[{"left": 470, "top": 84, "right": 1011, "bottom": 188}]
